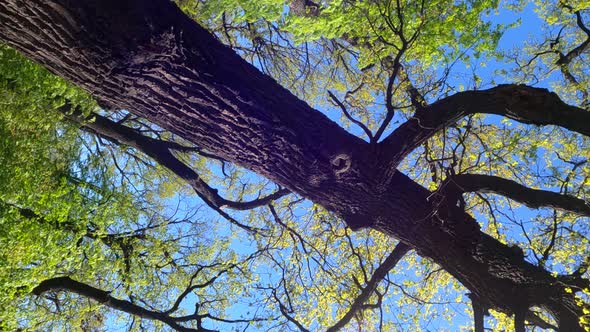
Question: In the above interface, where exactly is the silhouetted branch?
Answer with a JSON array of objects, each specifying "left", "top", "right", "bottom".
[
  {"left": 381, "top": 84, "right": 590, "bottom": 167},
  {"left": 437, "top": 174, "right": 590, "bottom": 217},
  {"left": 33, "top": 277, "right": 214, "bottom": 332},
  {"left": 326, "top": 242, "right": 410, "bottom": 332},
  {"left": 272, "top": 288, "right": 310, "bottom": 332},
  {"left": 555, "top": 5, "right": 590, "bottom": 67},
  {"left": 468, "top": 293, "right": 486, "bottom": 332},
  {"left": 526, "top": 311, "right": 558, "bottom": 330},
  {"left": 327, "top": 90, "right": 374, "bottom": 141},
  {"left": 61, "top": 107, "right": 289, "bottom": 232}
]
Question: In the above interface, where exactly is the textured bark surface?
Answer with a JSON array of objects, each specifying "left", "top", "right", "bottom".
[{"left": 0, "top": 0, "right": 586, "bottom": 329}]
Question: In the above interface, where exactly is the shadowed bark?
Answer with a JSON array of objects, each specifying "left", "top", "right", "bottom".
[
  {"left": 0, "top": 1, "right": 587, "bottom": 330},
  {"left": 469, "top": 294, "right": 485, "bottom": 332},
  {"left": 33, "top": 277, "right": 211, "bottom": 332},
  {"left": 380, "top": 84, "right": 590, "bottom": 168},
  {"left": 437, "top": 174, "right": 590, "bottom": 217},
  {"left": 515, "top": 308, "right": 526, "bottom": 332}
]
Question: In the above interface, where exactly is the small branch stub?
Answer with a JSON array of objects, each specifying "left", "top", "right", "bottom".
[{"left": 331, "top": 153, "right": 352, "bottom": 177}]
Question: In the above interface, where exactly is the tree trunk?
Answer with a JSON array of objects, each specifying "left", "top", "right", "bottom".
[{"left": 0, "top": 0, "right": 584, "bottom": 329}]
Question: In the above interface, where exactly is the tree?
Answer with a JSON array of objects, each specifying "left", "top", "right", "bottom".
[{"left": 0, "top": 0, "right": 589, "bottom": 331}]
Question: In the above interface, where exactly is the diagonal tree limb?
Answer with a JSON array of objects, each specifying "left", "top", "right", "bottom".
[
  {"left": 33, "top": 277, "right": 214, "bottom": 332},
  {"left": 372, "top": 54, "right": 403, "bottom": 143},
  {"left": 554, "top": 7, "right": 590, "bottom": 105},
  {"left": 380, "top": 84, "right": 590, "bottom": 168},
  {"left": 271, "top": 288, "right": 310, "bottom": 332},
  {"left": 326, "top": 242, "right": 410, "bottom": 332},
  {"left": 327, "top": 90, "right": 374, "bottom": 141},
  {"left": 63, "top": 107, "right": 290, "bottom": 212},
  {"left": 555, "top": 6, "right": 590, "bottom": 67},
  {"left": 436, "top": 173, "right": 590, "bottom": 217}
]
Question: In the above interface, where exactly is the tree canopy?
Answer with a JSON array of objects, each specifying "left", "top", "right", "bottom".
[{"left": 0, "top": 0, "right": 589, "bottom": 331}]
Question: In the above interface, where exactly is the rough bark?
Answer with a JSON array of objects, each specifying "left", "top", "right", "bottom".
[
  {"left": 0, "top": 0, "right": 586, "bottom": 329},
  {"left": 515, "top": 309, "right": 526, "bottom": 332}
]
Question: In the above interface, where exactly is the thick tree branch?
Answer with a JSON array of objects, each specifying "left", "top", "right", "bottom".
[
  {"left": 71, "top": 115, "right": 286, "bottom": 233},
  {"left": 326, "top": 242, "right": 410, "bottom": 332},
  {"left": 33, "top": 277, "right": 213, "bottom": 332},
  {"left": 66, "top": 113, "right": 283, "bottom": 233},
  {"left": 272, "top": 289, "right": 310, "bottom": 332},
  {"left": 468, "top": 293, "right": 486, "bottom": 332},
  {"left": 380, "top": 84, "right": 590, "bottom": 168},
  {"left": 514, "top": 309, "right": 525, "bottom": 332},
  {"left": 437, "top": 173, "right": 590, "bottom": 217}
]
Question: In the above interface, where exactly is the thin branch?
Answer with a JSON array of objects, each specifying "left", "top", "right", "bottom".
[
  {"left": 33, "top": 277, "right": 214, "bottom": 332},
  {"left": 469, "top": 294, "right": 485, "bottom": 332},
  {"left": 166, "top": 250, "right": 263, "bottom": 315},
  {"left": 555, "top": 7, "right": 590, "bottom": 66},
  {"left": 326, "top": 242, "right": 410, "bottom": 332},
  {"left": 268, "top": 204, "right": 309, "bottom": 254},
  {"left": 272, "top": 289, "right": 310, "bottom": 332},
  {"left": 399, "top": 66, "right": 426, "bottom": 110},
  {"left": 540, "top": 211, "right": 559, "bottom": 266},
  {"left": 327, "top": 90, "right": 374, "bottom": 141},
  {"left": 372, "top": 51, "right": 404, "bottom": 143}
]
